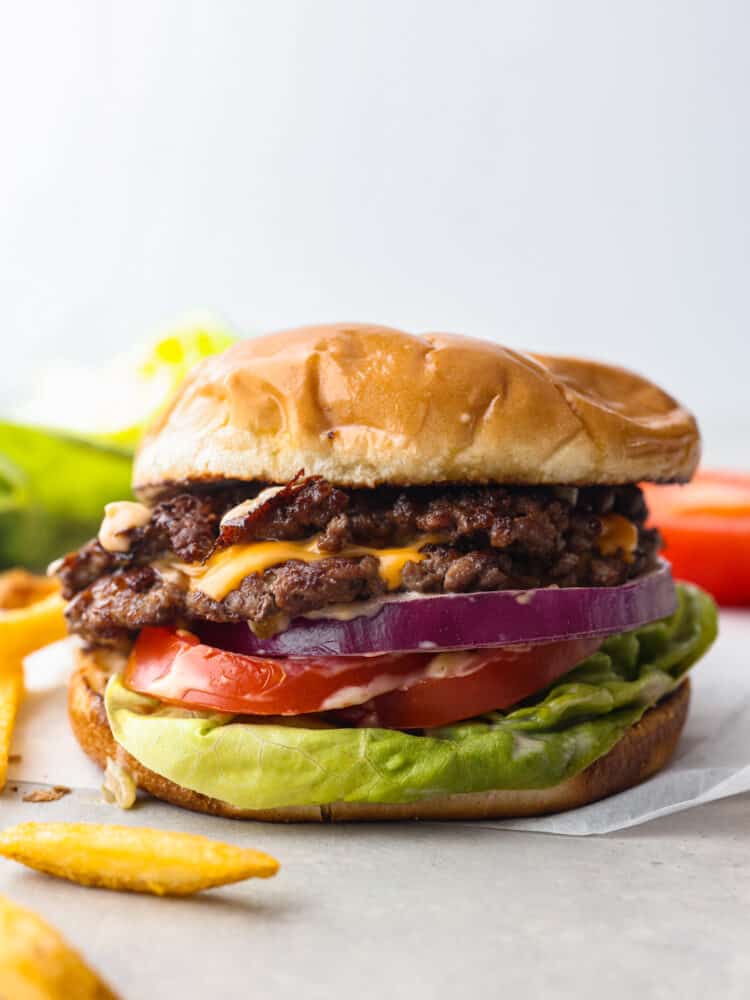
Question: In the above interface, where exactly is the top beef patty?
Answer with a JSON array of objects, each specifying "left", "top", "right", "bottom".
[{"left": 56, "top": 478, "right": 660, "bottom": 649}]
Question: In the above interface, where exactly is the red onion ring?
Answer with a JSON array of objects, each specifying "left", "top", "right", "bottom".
[{"left": 194, "top": 561, "right": 677, "bottom": 657}]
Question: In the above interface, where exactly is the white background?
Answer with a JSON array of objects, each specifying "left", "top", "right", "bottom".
[{"left": 1, "top": 1, "right": 747, "bottom": 464}]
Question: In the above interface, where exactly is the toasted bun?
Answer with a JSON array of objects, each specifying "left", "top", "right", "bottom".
[
  {"left": 69, "top": 650, "right": 689, "bottom": 822},
  {"left": 133, "top": 323, "right": 699, "bottom": 494}
]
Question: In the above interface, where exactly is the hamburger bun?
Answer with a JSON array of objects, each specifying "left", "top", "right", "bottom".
[
  {"left": 134, "top": 323, "right": 699, "bottom": 495},
  {"left": 69, "top": 650, "right": 690, "bottom": 823}
]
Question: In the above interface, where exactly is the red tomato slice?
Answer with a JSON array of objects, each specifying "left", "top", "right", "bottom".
[
  {"left": 643, "top": 470, "right": 750, "bottom": 606},
  {"left": 125, "top": 627, "right": 600, "bottom": 726},
  {"left": 125, "top": 627, "right": 428, "bottom": 716},
  {"left": 335, "top": 638, "right": 602, "bottom": 729}
]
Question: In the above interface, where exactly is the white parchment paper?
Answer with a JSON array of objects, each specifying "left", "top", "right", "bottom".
[{"left": 9, "top": 611, "right": 750, "bottom": 834}]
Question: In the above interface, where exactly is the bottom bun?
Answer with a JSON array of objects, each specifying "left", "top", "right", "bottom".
[{"left": 69, "top": 651, "right": 690, "bottom": 823}]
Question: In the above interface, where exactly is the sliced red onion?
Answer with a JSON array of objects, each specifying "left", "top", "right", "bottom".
[{"left": 194, "top": 561, "right": 677, "bottom": 657}]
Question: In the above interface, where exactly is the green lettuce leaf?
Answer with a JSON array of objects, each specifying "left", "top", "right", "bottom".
[
  {"left": 1, "top": 323, "right": 234, "bottom": 570},
  {"left": 0, "top": 424, "right": 132, "bottom": 571},
  {"left": 105, "top": 584, "right": 718, "bottom": 810}
]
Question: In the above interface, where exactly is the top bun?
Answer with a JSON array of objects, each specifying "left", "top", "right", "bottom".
[{"left": 133, "top": 323, "right": 700, "bottom": 494}]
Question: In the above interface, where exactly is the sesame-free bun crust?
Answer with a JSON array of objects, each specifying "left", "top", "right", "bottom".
[
  {"left": 133, "top": 323, "right": 699, "bottom": 494},
  {"left": 69, "top": 650, "right": 690, "bottom": 823}
]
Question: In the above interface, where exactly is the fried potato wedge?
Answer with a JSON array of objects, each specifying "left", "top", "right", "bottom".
[
  {"left": 0, "top": 570, "right": 66, "bottom": 666},
  {"left": 0, "top": 822, "right": 280, "bottom": 896},
  {"left": 0, "top": 667, "right": 23, "bottom": 793},
  {"left": 0, "top": 893, "right": 119, "bottom": 999}
]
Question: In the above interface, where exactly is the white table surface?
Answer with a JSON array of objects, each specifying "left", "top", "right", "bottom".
[{"left": 1, "top": 783, "right": 748, "bottom": 998}]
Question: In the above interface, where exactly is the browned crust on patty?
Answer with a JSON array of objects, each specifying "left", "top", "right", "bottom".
[{"left": 69, "top": 652, "right": 689, "bottom": 823}]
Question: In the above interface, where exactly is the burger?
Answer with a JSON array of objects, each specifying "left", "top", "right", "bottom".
[{"left": 55, "top": 323, "right": 717, "bottom": 821}]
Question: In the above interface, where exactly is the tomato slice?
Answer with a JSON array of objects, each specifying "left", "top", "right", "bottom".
[
  {"left": 125, "top": 627, "right": 600, "bottom": 727},
  {"left": 643, "top": 470, "right": 750, "bottom": 606},
  {"left": 125, "top": 627, "right": 428, "bottom": 716},
  {"left": 334, "top": 638, "right": 602, "bottom": 729}
]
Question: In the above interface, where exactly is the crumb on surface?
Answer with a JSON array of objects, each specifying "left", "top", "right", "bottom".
[{"left": 22, "top": 785, "right": 71, "bottom": 803}]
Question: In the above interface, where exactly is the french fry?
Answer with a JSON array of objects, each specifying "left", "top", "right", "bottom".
[
  {"left": 0, "top": 570, "right": 67, "bottom": 666},
  {"left": 0, "top": 893, "right": 119, "bottom": 999},
  {"left": 0, "top": 666, "right": 23, "bottom": 793},
  {"left": 0, "top": 569, "right": 58, "bottom": 611},
  {"left": 0, "top": 822, "right": 280, "bottom": 897},
  {"left": 0, "top": 569, "right": 68, "bottom": 793}
]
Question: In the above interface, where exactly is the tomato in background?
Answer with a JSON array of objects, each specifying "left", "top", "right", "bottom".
[{"left": 643, "top": 470, "right": 750, "bottom": 607}]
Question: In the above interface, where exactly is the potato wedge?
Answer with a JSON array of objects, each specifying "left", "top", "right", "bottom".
[
  {"left": 0, "top": 822, "right": 280, "bottom": 896},
  {"left": 0, "top": 667, "right": 23, "bottom": 793},
  {"left": 0, "top": 893, "right": 119, "bottom": 999}
]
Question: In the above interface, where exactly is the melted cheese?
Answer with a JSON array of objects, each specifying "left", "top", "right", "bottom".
[
  {"left": 597, "top": 513, "right": 638, "bottom": 562},
  {"left": 181, "top": 535, "right": 443, "bottom": 601}
]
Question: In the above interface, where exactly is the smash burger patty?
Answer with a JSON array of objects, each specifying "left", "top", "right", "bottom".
[
  {"left": 57, "top": 323, "right": 717, "bottom": 823},
  {"left": 59, "top": 479, "right": 659, "bottom": 648}
]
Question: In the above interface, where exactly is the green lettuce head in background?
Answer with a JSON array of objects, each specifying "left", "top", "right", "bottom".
[
  {"left": 100, "top": 322, "right": 236, "bottom": 450},
  {"left": 0, "top": 318, "right": 235, "bottom": 571}
]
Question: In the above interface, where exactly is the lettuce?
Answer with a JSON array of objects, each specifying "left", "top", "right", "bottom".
[
  {"left": 0, "top": 424, "right": 132, "bottom": 570},
  {"left": 105, "top": 583, "right": 718, "bottom": 810},
  {"left": 0, "top": 323, "right": 234, "bottom": 570}
]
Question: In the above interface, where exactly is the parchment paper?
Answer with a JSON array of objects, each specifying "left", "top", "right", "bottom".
[{"left": 9, "top": 611, "right": 750, "bottom": 834}]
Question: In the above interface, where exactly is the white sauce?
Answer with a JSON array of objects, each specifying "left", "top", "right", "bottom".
[
  {"left": 98, "top": 501, "right": 152, "bottom": 553},
  {"left": 424, "top": 651, "right": 479, "bottom": 679},
  {"left": 300, "top": 595, "right": 389, "bottom": 622},
  {"left": 320, "top": 673, "right": 419, "bottom": 711},
  {"left": 299, "top": 589, "right": 450, "bottom": 623},
  {"left": 319, "top": 650, "right": 486, "bottom": 710}
]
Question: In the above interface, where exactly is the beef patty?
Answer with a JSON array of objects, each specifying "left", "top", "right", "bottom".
[{"left": 56, "top": 479, "right": 660, "bottom": 648}]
